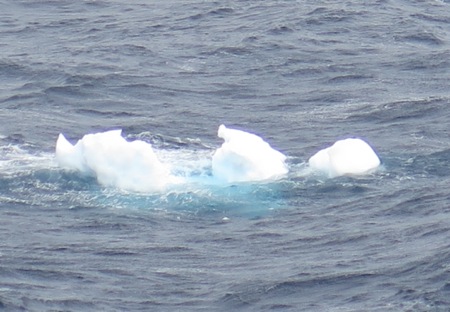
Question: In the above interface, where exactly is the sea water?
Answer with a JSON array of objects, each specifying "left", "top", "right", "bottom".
[{"left": 1, "top": 0, "right": 450, "bottom": 311}]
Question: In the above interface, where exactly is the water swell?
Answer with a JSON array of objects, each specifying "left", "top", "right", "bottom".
[
  {"left": 220, "top": 272, "right": 379, "bottom": 310},
  {"left": 2, "top": 0, "right": 450, "bottom": 310}
]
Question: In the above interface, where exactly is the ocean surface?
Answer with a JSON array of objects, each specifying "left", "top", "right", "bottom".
[{"left": 1, "top": 0, "right": 450, "bottom": 311}]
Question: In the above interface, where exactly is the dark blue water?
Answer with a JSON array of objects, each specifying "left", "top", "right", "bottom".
[{"left": 2, "top": 0, "right": 450, "bottom": 311}]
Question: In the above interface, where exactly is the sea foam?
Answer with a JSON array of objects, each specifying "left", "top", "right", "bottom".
[
  {"left": 212, "top": 125, "right": 288, "bottom": 183},
  {"left": 308, "top": 138, "right": 380, "bottom": 178}
]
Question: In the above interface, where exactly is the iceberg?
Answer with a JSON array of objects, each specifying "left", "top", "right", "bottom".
[
  {"left": 308, "top": 138, "right": 380, "bottom": 178},
  {"left": 211, "top": 125, "right": 288, "bottom": 183},
  {"left": 55, "top": 127, "right": 382, "bottom": 193},
  {"left": 55, "top": 126, "right": 290, "bottom": 192},
  {"left": 56, "top": 130, "right": 174, "bottom": 192}
]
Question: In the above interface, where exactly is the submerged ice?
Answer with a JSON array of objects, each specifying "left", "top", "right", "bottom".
[
  {"left": 308, "top": 138, "right": 380, "bottom": 178},
  {"left": 212, "top": 125, "right": 288, "bottom": 183}
]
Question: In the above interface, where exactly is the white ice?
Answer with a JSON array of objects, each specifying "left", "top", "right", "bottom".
[
  {"left": 212, "top": 125, "right": 288, "bottom": 183},
  {"left": 55, "top": 127, "right": 381, "bottom": 193},
  {"left": 308, "top": 138, "right": 380, "bottom": 178},
  {"left": 56, "top": 130, "right": 175, "bottom": 192},
  {"left": 55, "top": 126, "right": 288, "bottom": 192}
]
